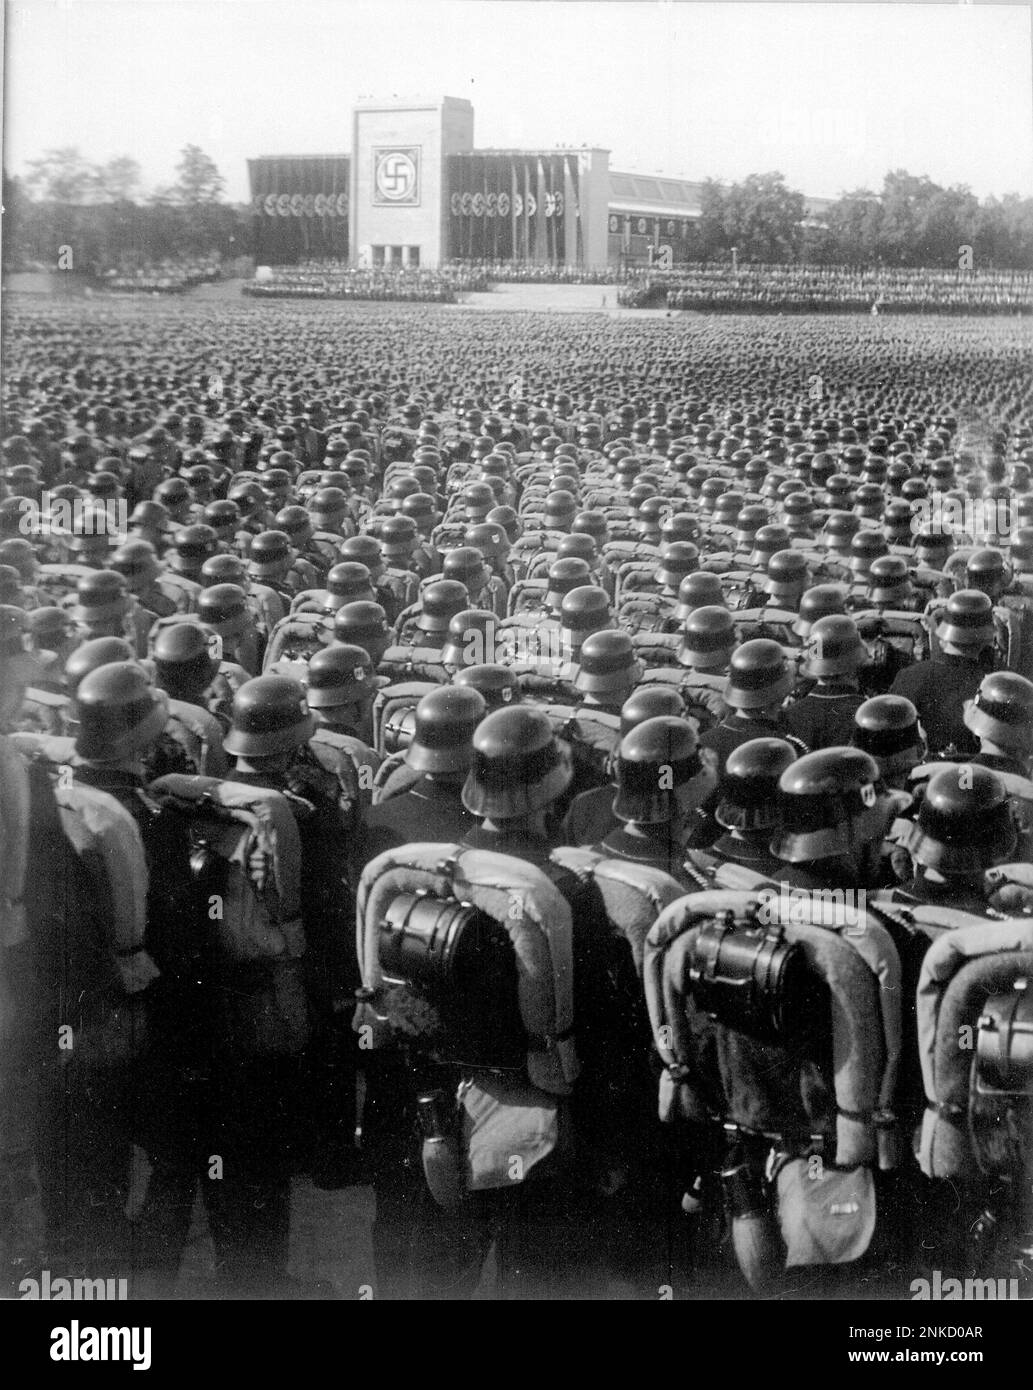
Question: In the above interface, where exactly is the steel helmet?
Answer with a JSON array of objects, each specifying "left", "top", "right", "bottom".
[
  {"left": 222, "top": 674, "right": 315, "bottom": 758},
  {"left": 678, "top": 605, "right": 736, "bottom": 671},
  {"left": 247, "top": 529, "right": 292, "bottom": 578},
  {"left": 965, "top": 548, "right": 1011, "bottom": 599},
  {"left": 866, "top": 555, "right": 913, "bottom": 607},
  {"left": 656, "top": 542, "right": 700, "bottom": 591},
  {"left": 442, "top": 609, "right": 500, "bottom": 669},
  {"left": 71, "top": 569, "right": 131, "bottom": 628},
  {"left": 748, "top": 525, "right": 793, "bottom": 569},
  {"left": 417, "top": 579, "right": 470, "bottom": 638},
  {"left": 613, "top": 716, "right": 710, "bottom": 825},
  {"left": 306, "top": 643, "right": 376, "bottom": 710},
  {"left": 715, "top": 736, "right": 798, "bottom": 832},
  {"left": 461, "top": 706, "right": 572, "bottom": 819},
  {"left": 442, "top": 546, "right": 491, "bottom": 596},
  {"left": 571, "top": 511, "right": 609, "bottom": 545},
  {"left": 558, "top": 585, "right": 614, "bottom": 655},
  {"left": 763, "top": 550, "right": 810, "bottom": 602},
  {"left": 339, "top": 534, "right": 384, "bottom": 581},
  {"left": 202, "top": 553, "right": 249, "bottom": 588},
  {"left": 822, "top": 511, "right": 862, "bottom": 554},
  {"left": 546, "top": 557, "right": 593, "bottom": 609},
  {"left": 197, "top": 583, "right": 250, "bottom": 638},
  {"left": 65, "top": 636, "right": 136, "bottom": 690},
  {"left": 619, "top": 685, "right": 686, "bottom": 735},
  {"left": 333, "top": 601, "right": 390, "bottom": 667},
  {"left": 963, "top": 670, "right": 1033, "bottom": 754},
  {"left": 938, "top": 590, "right": 996, "bottom": 654},
  {"left": 771, "top": 747, "right": 887, "bottom": 863},
  {"left": 152, "top": 621, "right": 219, "bottom": 698},
  {"left": 453, "top": 663, "right": 521, "bottom": 712},
  {"left": 848, "top": 530, "right": 889, "bottom": 577},
  {"left": 905, "top": 764, "right": 1016, "bottom": 875},
  {"left": 724, "top": 639, "right": 794, "bottom": 711},
  {"left": 574, "top": 629, "right": 642, "bottom": 697},
  {"left": 406, "top": 685, "right": 487, "bottom": 775},
  {"left": 74, "top": 661, "right": 169, "bottom": 762},
  {"left": 851, "top": 694, "right": 926, "bottom": 779},
  {"left": 792, "top": 584, "right": 848, "bottom": 640},
  {"left": 801, "top": 614, "right": 867, "bottom": 679}
]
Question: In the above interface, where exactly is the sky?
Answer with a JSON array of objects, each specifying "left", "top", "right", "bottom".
[{"left": 4, "top": 0, "right": 1033, "bottom": 202}]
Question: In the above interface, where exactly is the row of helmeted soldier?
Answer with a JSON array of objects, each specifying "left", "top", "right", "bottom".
[{"left": 2, "top": 339, "right": 1032, "bottom": 1298}]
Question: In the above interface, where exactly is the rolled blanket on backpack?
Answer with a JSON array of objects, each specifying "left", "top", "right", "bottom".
[
  {"left": 52, "top": 783, "right": 157, "bottom": 993},
  {"left": 915, "top": 918, "right": 1033, "bottom": 1182}
]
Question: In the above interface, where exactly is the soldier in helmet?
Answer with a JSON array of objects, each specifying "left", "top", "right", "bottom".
[
  {"left": 70, "top": 569, "right": 154, "bottom": 658},
  {"left": 851, "top": 694, "right": 927, "bottom": 790},
  {"left": 400, "top": 579, "right": 470, "bottom": 652},
  {"left": 333, "top": 600, "right": 392, "bottom": 670},
  {"left": 770, "top": 747, "right": 906, "bottom": 891},
  {"left": 574, "top": 630, "right": 643, "bottom": 716},
  {"left": 890, "top": 590, "right": 998, "bottom": 756},
  {"left": 562, "top": 685, "right": 687, "bottom": 845},
  {"left": 593, "top": 716, "right": 717, "bottom": 887},
  {"left": 150, "top": 620, "right": 249, "bottom": 732},
  {"left": 701, "top": 737, "right": 799, "bottom": 878},
  {"left": 355, "top": 685, "right": 486, "bottom": 873},
  {"left": 699, "top": 638, "right": 803, "bottom": 775},
  {"left": 461, "top": 705, "right": 574, "bottom": 866},
  {"left": 68, "top": 662, "right": 218, "bottom": 1283},
  {"left": 197, "top": 583, "right": 262, "bottom": 675},
  {"left": 111, "top": 538, "right": 186, "bottom": 620},
  {"left": 305, "top": 642, "right": 380, "bottom": 759},
  {"left": 784, "top": 614, "right": 868, "bottom": 750},
  {"left": 895, "top": 764, "right": 1018, "bottom": 913},
  {"left": 961, "top": 670, "right": 1033, "bottom": 776},
  {"left": 224, "top": 674, "right": 360, "bottom": 1191}
]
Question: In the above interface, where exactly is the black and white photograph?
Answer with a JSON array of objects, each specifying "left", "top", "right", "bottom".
[{"left": 2, "top": 0, "right": 1032, "bottom": 1345}]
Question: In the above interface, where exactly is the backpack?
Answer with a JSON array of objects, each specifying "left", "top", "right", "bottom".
[
  {"left": 35, "top": 562, "right": 100, "bottom": 603},
  {"left": 505, "top": 577, "right": 548, "bottom": 618},
  {"left": 639, "top": 666, "right": 727, "bottom": 731},
  {"left": 261, "top": 612, "right": 332, "bottom": 670},
  {"left": 549, "top": 846, "right": 685, "bottom": 975},
  {"left": 632, "top": 632, "right": 681, "bottom": 668},
  {"left": 376, "top": 644, "right": 451, "bottom": 686},
  {"left": 32, "top": 750, "right": 157, "bottom": 1066},
  {"left": 613, "top": 560, "right": 660, "bottom": 607},
  {"left": 616, "top": 592, "right": 676, "bottom": 636},
  {"left": 371, "top": 680, "right": 440, "bottom": 756},
  {"left": 732, "top": 608, "right": 800, "bottom": 647},
  {"left": 355, "top": 844, "right": 578, "bottom": 1091},
  {"left": 643, "top": 888, "right": 902, "bottom": 1281},
  {"left": 914, "top": 915, "right": 1033, "bottom": 1184},
  {"left": 149, "top": 773, "right": 309, "bottom": 1056},
  {"left": 354, "top": 845, "right": 579, "bottom": 1201},
  {"left": 539, "top": 704, "right": 621, "bottom": 787}
]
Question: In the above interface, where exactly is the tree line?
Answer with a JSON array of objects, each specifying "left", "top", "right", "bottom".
[{"left": 5, "top": 146, "right": 1033, "bottom": 273}]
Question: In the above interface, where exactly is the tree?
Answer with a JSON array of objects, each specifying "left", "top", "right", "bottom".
[
  {"left": 720, "top": 173, "right": 805, "bottom": 263},
  {"left": 23, "top": 147, "right": 96, "bottom": 203},
  {"left": 824, "top": 188, "right": 883, "bottom": 265},
  {"left": 94, "top": 155, "right": 142, "bottom": 203},
  {"left": 171, "top": 145, "right": 225, "bottom": 205},
  {"left": 697, "top": 178, "right": 730, "bottom": 259}
]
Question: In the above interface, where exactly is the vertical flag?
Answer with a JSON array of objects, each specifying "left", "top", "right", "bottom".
[{"left": 535, "top": 156, "right": 546, "bottom": 263}]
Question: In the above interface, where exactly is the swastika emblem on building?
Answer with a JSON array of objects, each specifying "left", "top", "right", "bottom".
[{"left": 373, "top": 148, "right": 421, "bottom": 206}]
